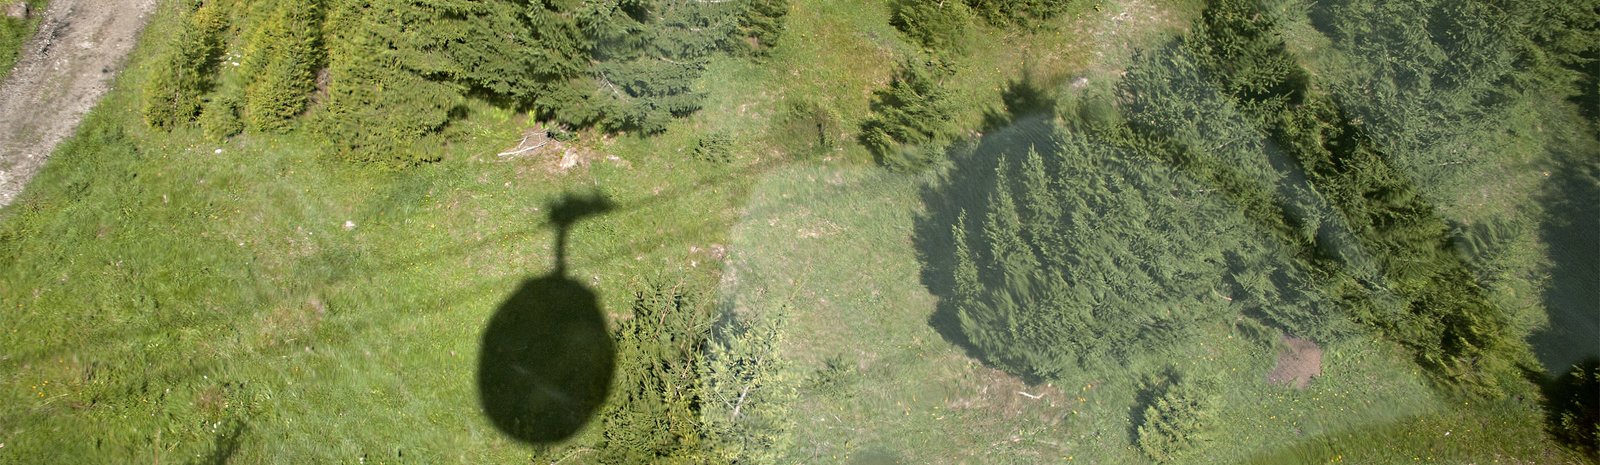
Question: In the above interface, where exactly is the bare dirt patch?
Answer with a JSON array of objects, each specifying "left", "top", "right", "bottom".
[
  {"left": 491, "top": 124, "right": 630, "bottom": 181},
  {"left": 1268, "top": 334, "right": 1323, "bottom": 389},
  {"left": 0, "top": 0, "right": 156, "bottom": 207}
]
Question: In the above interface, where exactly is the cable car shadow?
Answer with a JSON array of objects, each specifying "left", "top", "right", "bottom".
[{"left": 477, "top": 191, "right": 616, "bottom": 444}]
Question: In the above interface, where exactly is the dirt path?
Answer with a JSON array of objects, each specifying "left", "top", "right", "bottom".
[{"left": 0, "top": 0, "right": 156, "bottom": 208}]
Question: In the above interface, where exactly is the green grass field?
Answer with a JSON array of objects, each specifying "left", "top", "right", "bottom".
[
  {"left": 0, "top": 0, "right": 1593, "bottom": 463},
  {"left": 0, "top": 0, "right": 44, "bottom": 78}
]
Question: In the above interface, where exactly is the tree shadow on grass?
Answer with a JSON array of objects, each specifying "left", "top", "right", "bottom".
[
  {"left": 913, "top": 107, "right": 1057, "bottom": 382},
  {"left": 1530, "top": 146, "right": 1600, "bottom": 376},
  {"left": 1527, "top": 143, "right": 1600, "bottom": 458},
  {"left": 477, "top": 192, "right": 617, "bottom": 444},
  {"left": 1524, "top": 358, "right": 1600, "bottom": 459},
  {"left": 188, "top": 418, "right": 247, "bottom": 465}
]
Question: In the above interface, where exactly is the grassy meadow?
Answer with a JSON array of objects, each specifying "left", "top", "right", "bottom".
[
  {"left": 1, "top": 0, "right": 1595, "bottom": 463},
  {"left": 0, "top": 0, "right": 45, "bottom": 78}
]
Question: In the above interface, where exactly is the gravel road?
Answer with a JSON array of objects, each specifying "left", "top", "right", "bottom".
[{"left": 0, "top": 0, "right": 156, "bottom": 207}]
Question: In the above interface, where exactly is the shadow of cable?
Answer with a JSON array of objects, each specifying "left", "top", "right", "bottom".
[{"left": 477, "top": 192, "right": 616, "bottom": 444}]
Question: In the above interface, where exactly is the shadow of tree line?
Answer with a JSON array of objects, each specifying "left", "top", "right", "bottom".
[
  {"left": 911, "top": 35, "right": 1600, "bottom": 456},
  {"left": 912, "top": 79, "right": 1060, "bottom": 384}
]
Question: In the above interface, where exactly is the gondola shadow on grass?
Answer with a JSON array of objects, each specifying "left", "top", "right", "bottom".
[{"left": 477, "top": 192, "right": 616, "bottom": 444}]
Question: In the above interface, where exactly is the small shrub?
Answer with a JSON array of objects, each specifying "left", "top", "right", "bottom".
[
  {"left": 773, "top": 98, "right": 842, "bottom": 158},
  {"left": 860, "top": 59, "right": 956, "bottom": 171},
  {"left": 890, "top": 0, "right": 974, "bottom": 52},
  {"left": 806, "top": 355, "right": 859, "bottom": 398},
  {"left": 141, "top": 2, "right": 227, "bottom": 129},
  {"left": 198, "top": 93, "right": 244, "bottom": 140},
  {"left": 694, "top": 133, "right": 735, "bottom": 164},
  {"left": 1136, "top": 373, "right": 1220, "bottom": 463},
  {"left": 546, "top": 125, "right": 577, "bottom": 143}
]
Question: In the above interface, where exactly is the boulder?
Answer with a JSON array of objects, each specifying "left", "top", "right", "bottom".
[{"left": 4, "top": 2, "right": 28, "bottom": 20}]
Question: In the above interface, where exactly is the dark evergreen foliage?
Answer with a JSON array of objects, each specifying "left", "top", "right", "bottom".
[
  {"left": 580, "top": 284, "right": 792, "bottom": 464},
  {"left": 922, "top": 0, "right": 1563, "bottom": 397},
  {"left": 737, "top": 0, "right": 790, "bottom": 56},
  {"left": 1191, "top": 0, "right": 1533, "bottom": 396},
  {"left": 141, "top": 2, "right": 227, "bottom": 129},
  {"left": 1546, "top": 360, "right": 1600, "bottom": 458},
  {"left": 861, "top": 58, "right": 957, "bottom": 171},
  {"left": 1135, "top": 372, "right": 1220, "bottom": 463},
  {"left": 890, "top": 0, "right": 974, "bottom": 52},
  {"left": 598, "top": 285, "right": 718, "bottom": 464},
  {"left": 145, "top": 0, "right": 791, "bottom": 162},
  {"left": 964, "top": 0, "right": 1079, "bottom": 28},
  {"left": 1307, "top": 0, "right": 1580, "bottom": 198},
  {"left": 940, "top": 119, "right": 1293, "bottom": 378}
]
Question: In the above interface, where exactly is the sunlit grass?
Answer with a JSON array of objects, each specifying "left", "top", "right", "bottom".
[{"left": 0, "top": 0, "right": 1590, "bottom": 462}]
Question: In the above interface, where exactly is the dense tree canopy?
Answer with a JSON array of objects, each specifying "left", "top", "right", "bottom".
[
  {"left": 924, "top": 0, "right": 1564, "bottom": 396},
  {"left": 1310, "top": 0, "right": 1599, "bottom": 203},
  {"left": 939, "top": 112, "right": 1322, "bottom": 378},
  {"left": 142, "top": 0, "right": 790, "bottom": 164},
  {"left": 583, "top": 285, "right": 793, "bottom": 464}
]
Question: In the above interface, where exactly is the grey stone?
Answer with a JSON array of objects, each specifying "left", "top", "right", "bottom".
[{"left": 4, "top": 2, "right": 28, "bottom": 20}]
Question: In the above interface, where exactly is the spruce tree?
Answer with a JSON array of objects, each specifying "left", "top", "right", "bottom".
[
  {"left": 242, "top": 0, "right": 323, "bottom": 132},
  {"left": 948, "top": 126, "right": 1252, "bottom": 378},
  {"left": 598, "top": 284, "right": 720, "bottom": 464},
  {"left": 701, "top": 307, "right": 796, "bottom": 464},
  {"left": 861, "top": 58, "right": 956, "bottom": 171},
  {"left": 142, "top": 2, "right": 227, "bottom": 129},
  {"left": 890, "top": 0, "right": 974, "bottom": 52}
]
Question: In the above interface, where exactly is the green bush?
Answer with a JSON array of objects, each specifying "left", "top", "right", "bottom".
[
  {"left": 890, "top": 0, "right": 974, "bottom": 52},
  {"left": 1136, "top": 373, "right": 1220, "bottom": 463},
  {"left": 945, "top": 128, "right": 1271, "bottom": 378},
  {"left": 964, "top": 0, "right": 1081, "bottom": 28},
  {"left": 241, "top": 0, "right": 322, "bottom": 132},
  {"left": 310, "top": 0, "right": 789, "bottom": 159},
  {"left": 1186, "top": 0, "right": 1533, "bottom": 397},
  {"left": 594, "top": 284, "right": 795, "bottom": 464},
  {"left": 597, "top": 285, "right": 720, "bottom": 464},
  {"left": 694, "top": 133, "right": 735, "bottom": 164},
  {"left": 773, "top": 98, "right": 844, "bottom": 158},
  {"left": 313, "top": 52, "right": 456, "bottom": 166},
  {"left": 141, "top": 2, "right": 227, "bottom": 129},
  {"left": 577, "top": 0, "right": 793, "bottom": 134},
  {"left": 198, "top": 93, "right": 243, "bottom": 140},
  {"left": 137, "top": 0, "right": 793, "bottom": 162},
  {"left": 736, "top": 0, "right": 790, "bottom": 56},
  {"left": 860, "top": 59, "right": 956, "bottom": 171}
]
